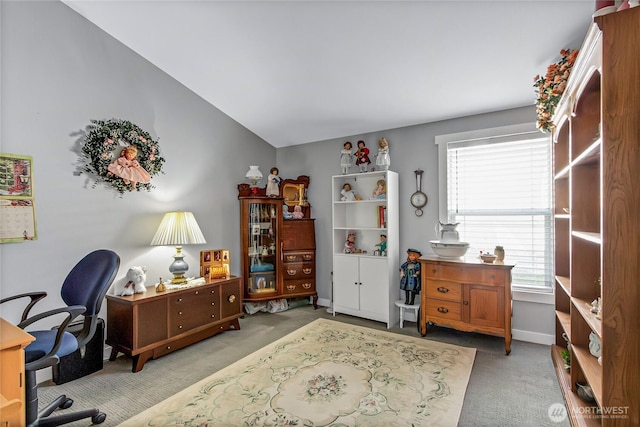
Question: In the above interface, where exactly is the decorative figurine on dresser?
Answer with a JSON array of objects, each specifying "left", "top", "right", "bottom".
[
  {"left": 400, "top": 249, "right": 422, "bottom": 305},
  {"left": 237, "top": 174, "right": 318, "bottom": 309},
  {"left": 266, "top": 167, "right": 281, "bottom": 197}
]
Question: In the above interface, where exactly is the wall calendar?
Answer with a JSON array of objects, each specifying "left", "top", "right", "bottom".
[{"left": 0, "top": 154, "right": 37, "bottom": 243}]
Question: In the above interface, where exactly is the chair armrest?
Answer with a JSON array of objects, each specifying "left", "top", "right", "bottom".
[
  {"left": 21, "top": 305, "right": 86, "bottom": 371},
  {"left": 0, "top": 292, "right": 48, "bottom": 322}
]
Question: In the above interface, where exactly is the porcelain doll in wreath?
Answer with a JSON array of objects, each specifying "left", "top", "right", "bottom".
[
  {"left": 110, "top": 266, "right": 148, "bottom": 296},
  {"left": 400, "top": 249, "right": 422, "bottom": 305},
  {"left": 107, "top": 146, "right": 151, "bottom": 189}
]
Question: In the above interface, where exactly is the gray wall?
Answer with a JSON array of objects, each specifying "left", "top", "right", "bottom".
[
  {"left": 0, "top": 0, "right": 276, "bottom": 322},
  {"left": 278, "top": 108, "right": 556, "bottom": 343},
  {"left": 1, "top": 0, "right": 554, "bottom": 343}
]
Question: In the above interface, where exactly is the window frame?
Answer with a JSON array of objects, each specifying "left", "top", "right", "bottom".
[{"left": 436, "top": 123, "right": 554, "bottom": 299}]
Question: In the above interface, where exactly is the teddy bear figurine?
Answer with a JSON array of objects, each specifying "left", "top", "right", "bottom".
[{"left": 110, "top": 266, "right": 147, "bottom": 296}]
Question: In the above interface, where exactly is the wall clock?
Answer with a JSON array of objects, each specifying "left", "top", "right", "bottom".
[{"left": 410, "top": 169, "right": 428, "bottom": 216}]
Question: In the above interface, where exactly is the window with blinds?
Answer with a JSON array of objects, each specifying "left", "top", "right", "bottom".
[{"left": 446, "top": 134, "right": 553, "bottom": 291}]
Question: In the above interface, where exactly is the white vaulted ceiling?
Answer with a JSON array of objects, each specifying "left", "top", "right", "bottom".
[{"left": 61, "top": 0, "right": 595, "bottom": 147}]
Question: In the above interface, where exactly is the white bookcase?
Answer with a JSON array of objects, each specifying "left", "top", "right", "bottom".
[{"left": 331, "top": 171, "right": 399, "bottom": 328}]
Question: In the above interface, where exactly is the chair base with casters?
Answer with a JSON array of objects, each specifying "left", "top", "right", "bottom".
[
  {"left": 1, "top": 249, "right": 119, "bottom": 427},
  {"left": 25, "top": 369, "right": 106, "bottom": 426}
]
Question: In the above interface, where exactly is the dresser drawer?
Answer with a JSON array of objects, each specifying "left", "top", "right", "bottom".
[
  {"left": 283, "top": 279, "right": 315, "bottom": 295},
  {"left": 169, "top": 287, "right": 220, "bottom": 336},
  {"left": 426, "top": 264, "right": 503, "bottom": 286},
  {"left": 283, "top": 251, "right": 314, "bottom": 263},
  {"left": 425, "top": 299, "right": 462, "bottom": 321},
  {"left": 283, "top": 263, "right": 315, "bottom": 279},
  {"left": 425, "top": 279, "right": 462, "bottom": 302}
]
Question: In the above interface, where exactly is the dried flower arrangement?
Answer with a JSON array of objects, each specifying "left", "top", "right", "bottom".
[{"left": 533, "top": 49, "right": 579, "bottom": 133}]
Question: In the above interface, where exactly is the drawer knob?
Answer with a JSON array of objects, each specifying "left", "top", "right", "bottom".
[
  {"left": 211, "top": 302, "right": 215, "bottom": 306},
  {"left": 167, "top": 346, "right": 171, "bottom": 350},
  {"left": 178, "top": 298, "right": 183, "bottom": 302},
  {"left": 195, "top": 291, "right": 199, "bottom": 295},
  {"left": 287, "top": 285, "right": 296, "bottom": 291},
  {"left": 179, "top": 311, "right": 183, "bottom": 315},
  {"left": 302, "top": 283, "right": 312, "bottom": 289},
  {"left": 464, "top": 301, "right": 469, "bottom": 305},
  {"left": 179, "top": 325, "right": 183, "bottom": 329},
  {"left": 211, "top": 290, "right": 215, "bottom": 294},
  {"left": 303, "top": 268, "right": 312, "bottom": 274},
  {"left": 211, "top": 314, "right": 215, "bottom": 318},
  {"left": 287, "top": 255, "right": 296, "bottom": 261},
  {"left": 303, "top": 255, "right": 313, "bottom": 260},
  {"left": 437, "top": 307, "right": 449, "bottom": 314},
  {"left": 287, "top": 269, "right": 297, "bottom": 275},
  {"left": 228, "top": 295, "right": 236, "bottom": 303},
  {"left": 437, "top": 287, "right": 449, "bottom": 293}
]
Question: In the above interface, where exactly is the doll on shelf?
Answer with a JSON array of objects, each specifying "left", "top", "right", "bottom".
[
  {"left": 344, "top": 231, "right": 357, "bottom": 254},
  {"left": 340, "top": 141, "right": 353, "bottom": 174},
  {"left": 376, "top": 234, "right": 387, "bottom": 254},
  {"left": 266, "top": 167, "right": 281, "bottom": 197},
  {"left": 371, "top": 179, "right": 386, "bottom": 199},
  {"left": 376, "top": 137, "right": 391, "bottom": 171},
  {"left": 292, "top": 205, "right": 304, "bottom": 219},
  {"left": 283, "top": 205, "right": 293, "bottom": 219},
  {"left": 107, "top": 145, "right": 151, "bottom": 189},
  {"left": 400, "top": 248, "right": 422, "bottom": 305},
  {"left": 355, "top": 140, "right": 371, "bottom": 173},
  {"left": 341, "top": 183, "right": 356, "bottom": 201}
]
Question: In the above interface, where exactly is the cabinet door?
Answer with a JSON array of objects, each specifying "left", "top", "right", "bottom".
[
  {"left": 463, "top": 283, "right": 505, "bottom": 329},
  {"left": 359, "top": 257, "right": 389, "bottom": 316},
  {"left": 333, "top": 255, "right": 360, "bottom": 311},
  {"left": 240, "top": 198, "right": 282, "bottom": 298}
]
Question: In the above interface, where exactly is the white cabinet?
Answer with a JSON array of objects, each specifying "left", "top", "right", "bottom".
[{"left": 331, "top": 171, "right": 399, "bottom": 328}]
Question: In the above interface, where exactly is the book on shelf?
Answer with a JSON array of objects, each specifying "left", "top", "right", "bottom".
[{"left": 377, "top": 206, "right": 387, "bottom": 228}]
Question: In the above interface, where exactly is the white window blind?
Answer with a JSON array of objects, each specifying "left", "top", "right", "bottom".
[{"left": 446, "top": 134, "right": 553, "bottom": 290}]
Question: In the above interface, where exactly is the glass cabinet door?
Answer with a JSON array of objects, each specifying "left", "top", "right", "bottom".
[{"left": 245, "top": 200, "right": 279, "bottom": 296}]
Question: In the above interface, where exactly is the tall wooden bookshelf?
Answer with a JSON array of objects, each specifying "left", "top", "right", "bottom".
[{"left": 551, "top": 8, "right": 639, "bottom": 427}]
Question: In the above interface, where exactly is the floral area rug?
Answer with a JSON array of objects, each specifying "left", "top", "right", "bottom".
[{"left": 120, "top": 318, "right": 476, "bottom": 426}]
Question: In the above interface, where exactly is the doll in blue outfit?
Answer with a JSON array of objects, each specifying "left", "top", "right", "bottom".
[{"left": 400, "top": 248, "right": 422, "bottom": 305}]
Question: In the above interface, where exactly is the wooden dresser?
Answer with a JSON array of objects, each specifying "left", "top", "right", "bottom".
[
  {"left": 0, "top": 318, "right": 34, "bottom": 427},
  {"left": 419, "top": 256, "right": 514, "bottom": 354},
  {"left": 282, "top": 219, "right": 318, "bottom": 307},
  {"left": 106, "top": 276, "right": 242, "bottom": 372}
]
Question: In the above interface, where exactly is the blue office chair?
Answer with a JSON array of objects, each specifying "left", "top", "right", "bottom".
[{"left": 0, "top": 249, "right": 120, "bottom": 426}]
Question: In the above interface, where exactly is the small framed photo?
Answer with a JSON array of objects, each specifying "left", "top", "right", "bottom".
[
  {"left": 201, "top": 250, "right": 213, "bottom": 264},
  {"left": 202, "top": 248, "right": 231, "bottom": 280},
  {"left": 252, "top": 224, "right": 261, "bottom": 235}
]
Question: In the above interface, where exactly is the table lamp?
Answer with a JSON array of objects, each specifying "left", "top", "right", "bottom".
[
  {"left": 150, "top": 211, "right": 206, "bottom": 284},
  {"left": 245, "top": 165, "right": 263, "bottom": 194}
]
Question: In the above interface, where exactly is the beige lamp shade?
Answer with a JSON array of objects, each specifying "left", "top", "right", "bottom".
[
  {"left": 151, "top": 211, "right": 206, "bottom": 284},
  {"left": 150, "top": 211, "right": 206, "bottom": 246}
]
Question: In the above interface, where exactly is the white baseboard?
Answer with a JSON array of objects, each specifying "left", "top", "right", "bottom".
[{"left": 512, "top": 328, "right": 555, "bottom": 345}]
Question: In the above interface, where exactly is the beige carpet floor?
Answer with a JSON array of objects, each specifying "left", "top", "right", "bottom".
[{"left": 119, "top": 318, "right": 475, "bottom": 426}]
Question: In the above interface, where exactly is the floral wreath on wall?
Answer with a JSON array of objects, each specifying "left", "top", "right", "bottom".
[
  {"left": 81, "top": 119, "right": 165, "bottom": 194},
  {"left": 533, "top": 49, "right": 579, "bottom": 133}
]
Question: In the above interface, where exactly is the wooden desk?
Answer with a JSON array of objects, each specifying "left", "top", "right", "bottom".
[
  {"left": 106, "top": 276, "right": 243, "bottom": 372},
  {"left": 0, "top": 318, "right": 35, "bottom": 427}
]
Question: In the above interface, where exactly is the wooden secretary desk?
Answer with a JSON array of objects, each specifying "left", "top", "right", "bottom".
[{"left": 237, "top": 175, "right": 318, "bottom": 308}]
